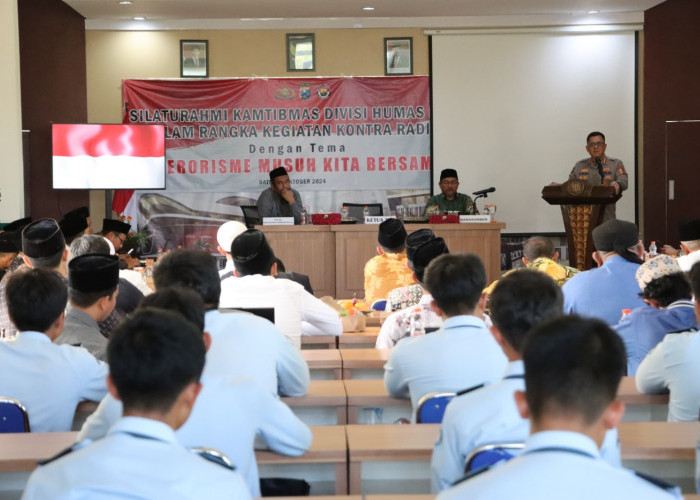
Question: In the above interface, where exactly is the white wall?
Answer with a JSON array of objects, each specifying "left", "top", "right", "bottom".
[
  {"left": 432, "top": 31, "right": 636, "bottom": 233},
  {"left": 0, "top": 0, "right": 25, "bottom": 223}
]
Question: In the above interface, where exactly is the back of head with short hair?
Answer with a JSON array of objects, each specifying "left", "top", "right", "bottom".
[
  {"left": 153, "top": 249, "right": 221, "bottom": 308},
  {"left": 489, "top": 270, "right": 563, "bottom": 352},
  {"left": 69, "top": 235, "right": 110, "bottom": 259},
  {"left": 6, "top": 268, "right": 67, "bottom": 332},
  {"left": 139, "top": 287, "right": 205, "bottom": 332},
  {"left": 107, "top": 308, "right": 206, "bottom": 413},
  {"left": 641, "top": 273, "right": 691, "bottom": 307},
  {"left": 523, "top": 236, "right": 555, "bottom": 262},
  {"left": 423, "top": 254, "right": 486, "bottom": 317},
  {"left": 522, "top": 315, "right": 625, "bottom": 426},
  {"left": 689, "top": 262, "right": 700, "bottom": 298}
]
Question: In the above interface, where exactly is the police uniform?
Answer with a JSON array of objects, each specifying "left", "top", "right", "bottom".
[
  {"left": 563, "top": 255, "right": 644, "bottom": 325},
  {"left": 636, "top": 329, "right": 700, "bottom": 421},
  {"left": 614, "top": 300, "right": 697, "bottom": 376},
  {"left": 78, "top": 375, "right": 312, "bottom": 497},
  {"left": 383, "top": 315, "right": 508, "bottom": 409},
  {"left": 569, "top": 155, "right": 628, "bottom": 220},
  {"left": 0, "top": 331, "right": 107, "bottom": 432},
  {"left": 203, "top": 309, "right": 310, "bottom": 397},
  {"left": 431, "top": 360, "right": 621, "bottom": 492},
  {"left": 436, "top": 431, "right": 679, "bottom": 500},
  {"left": 23, "top": 416, "right": 251, "bottom": 500}
]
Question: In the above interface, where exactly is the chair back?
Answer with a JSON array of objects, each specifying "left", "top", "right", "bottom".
[
  {"left": 189, "top": 446, "right": 236, "bottom": 471},
  {"left": 240, "top": 205, "right": 261, "bottom": 228},
  {"left": 341, "top": 203, "right": 383, "bottom": 221},
  {"left": 464, "top": 442, "right": 524, "bottom": 473},
  {"left": 0, "top": 397, "right": 30, "bottom": 433},
  {"left": 414, "top": 391, "right": 455, "bottom": 423}
]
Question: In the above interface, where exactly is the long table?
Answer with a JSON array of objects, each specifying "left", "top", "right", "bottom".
[{"left": 260, "top": 223, "right": 505, "bottom": 298}]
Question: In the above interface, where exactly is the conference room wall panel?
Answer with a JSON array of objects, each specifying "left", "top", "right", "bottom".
[{"left": 431, "top": 31, "right": 637, "bottom": 234}]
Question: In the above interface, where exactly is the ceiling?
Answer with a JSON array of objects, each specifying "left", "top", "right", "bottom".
[{"left": 64, "top": 0, "right": 666, "bottom": 29}]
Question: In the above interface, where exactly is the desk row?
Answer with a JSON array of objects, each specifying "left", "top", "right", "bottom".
[{"left": 1, "top": 423, "right": 697, "bottom": 495}]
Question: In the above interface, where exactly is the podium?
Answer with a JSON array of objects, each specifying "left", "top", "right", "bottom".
[{"left": 542, "top": 180, "right": 621, "bottom": 271}]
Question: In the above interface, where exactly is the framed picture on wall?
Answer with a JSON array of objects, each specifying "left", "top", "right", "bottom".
[
  {"left": 384, "top": 37, "right": 413, "bottom": 76},
  {"left": 180, "top": 40, "right": 209, "bottom": 78},
  {"left": 287, "top": 33, "right": 315, "bottom": 71}
]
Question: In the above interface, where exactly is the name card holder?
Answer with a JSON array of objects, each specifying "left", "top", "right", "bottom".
[
  {"left": 263, "top": 217, "right": 295, "bottom": 226},
  {"left": 364, "top": 216, "right": 391, "bottom": 225},
  {"left": 460, "top": 214, "right": 492, "bottom": 223}
]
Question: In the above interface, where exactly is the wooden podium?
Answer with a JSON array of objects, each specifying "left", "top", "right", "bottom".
[{"left": 542, "top": 180, "right": 621, "bottom": 271}]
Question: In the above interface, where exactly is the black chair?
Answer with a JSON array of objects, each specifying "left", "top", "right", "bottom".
[
  {"left": 341, "top": 203, "right": 383, "bottom": 221},
  {"left": 240, "top": 205, "right": 262, "bottom": 228}
]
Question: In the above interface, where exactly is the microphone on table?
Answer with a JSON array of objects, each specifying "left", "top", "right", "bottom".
[{"left": 472, "top": 187, "right": 496, "bottom": 197}]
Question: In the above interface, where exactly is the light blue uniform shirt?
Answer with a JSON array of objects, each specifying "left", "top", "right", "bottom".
[
  {"left": 0, "top": 331, "right": 107, "bottom": 432},
  {"left": 204, "top": 309, "right": 310, "bottom": 397},
  {"left": 563, "top": 255, "right": 644, "bottom": 325},
  {"left": 78, "top": 375, "right": 312, "bottom": 497},
  {"left": 431, "top": 360, "right": 621, "bottom": 492},
  {"left": 614, "top": 300, "right": 697, "bottom": 375},
  {"left": 384, "top": 314, "right": 507, "bottom": 408},
  {"left": 23, "top": 417, "right": 251, "bottom": 500},
  {"left": 437, "top": 431, "right": 680, "bottom": 500},
  {"left": 636, "top": 330, "right": 700, "bottom": 421}
]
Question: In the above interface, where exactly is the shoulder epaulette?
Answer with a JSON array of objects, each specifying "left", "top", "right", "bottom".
[
  {"left": 451, "top": 463, "right": 494, "bottom": 486},
  {"left": 634, "top": 470, "right": 681, "bottom": 495},
  {"left": 37, "top": 440, "right": 92, "bottom": 466},
  {"left": 456, "top": 383, "right": 485, "bottom": 396}
]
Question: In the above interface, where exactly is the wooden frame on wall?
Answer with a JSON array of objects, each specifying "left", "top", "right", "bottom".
[
  {"left": 287, "top": 33, "right": 315, "bottom": 72},
  {"left": 180, "top": 39, "right": 209, "bottom": 78},
  {"left": 384, "top": 37, "right": 413, "bottom": 76}
]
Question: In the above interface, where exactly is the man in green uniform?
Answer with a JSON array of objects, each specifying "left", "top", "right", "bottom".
[
  {"left": 568, "top": 131, "right": 628, "bottom": 221},
  {"left": 423, "top": 169, "right": 475, "bottom": 216}
]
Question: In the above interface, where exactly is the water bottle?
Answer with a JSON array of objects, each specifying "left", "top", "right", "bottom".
[
  {"left": 648, "top": 241, "right": 658, "bottom": 258},
  {"left": 363, "top": 205, "right": 370, "bottom": 221},
  {"left": 300, "top": 206, "right": 308, "bottom": 225},
  {"left": 620, "top": 309, "right": 631, "bottom": 322},
  {"left": 409, "top": 309, "right": 425, "bottom": 337}
]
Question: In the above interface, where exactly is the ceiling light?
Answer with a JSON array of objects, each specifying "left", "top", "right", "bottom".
[
  {"left": 587, "top": 9, "right": 600, "bottom": 14},
  {"left": 363, "top": 7, "right": 375, "bottom": 11},
  {"left": 118, "top": 0, "right": 133, "bottom": 4},
  {"left": 133, "top": 16, "right": 146, "bottom": 20}
]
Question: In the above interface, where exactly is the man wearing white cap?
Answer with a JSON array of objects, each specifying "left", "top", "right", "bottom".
[{"left": 216, "top": 220, "right": 247, "bottom": 280}]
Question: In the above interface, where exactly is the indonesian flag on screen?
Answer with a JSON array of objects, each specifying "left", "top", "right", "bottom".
[{"left": 52, "top": 124, "right": 165, "bottom": 191}]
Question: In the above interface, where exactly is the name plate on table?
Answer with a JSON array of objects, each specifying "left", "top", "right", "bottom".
[
  {"left": 364, "top": 216, "right": 391, "bottom": 224},
  {"left": 460, "top": 215, "right": 492, "bottom": 223},
  {"left": 262, "top": 217, "right": 294, "bottom": 226}
]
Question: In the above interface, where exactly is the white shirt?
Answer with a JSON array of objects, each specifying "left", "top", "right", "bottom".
[
  {"left": 78, "top": 375, "right": 312, "bottom": 497},
  {"left": 119, "top": 269, "right": 153, "bottom": 296},
  {"left": 203, "top": 309, "right": 310, "bottom": 397},
  {"left": 431, "top": 360, "right": 621, "bottom": 492},
  {"left": 636, "top": 330, "right": 700, "bottom": 421},
  {"left": 220, "top": 274, "right": 341, "bottom": 349},
  {"left": 677, "top": 250, "right": 700, "bottom": 272},
  {"left": 384, "top": 315, "right": 508, "bottom": 408},
  {"left": 23, "top": 417, "right": 251, "bottom": 500},
  {"left": 436, "top": 431, "right": 679, "bottom": 500},
  {"left": 0, "top": 331, "right": 107, "bottom": 432}
]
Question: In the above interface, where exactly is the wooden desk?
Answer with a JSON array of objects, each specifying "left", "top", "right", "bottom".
[
  {"left": 340, "top": 348, "right": 390, "bottom": 379},
  {"left": 0, "top": 431, "right": 77, "bottom": 472},
  {"left": 301, "top": 335, "right": 338, "bottom": 349},
  {"left": 257, "top": 425, "right": 348, "bottom": 495},
  {"left": 346, "top": 424, "right": 439, "bottom": 494},
  {"left": 339, "top": 326, "right": 380, "bottom": 349},
  {"left": 618, "top": 421, "right": 700, "bottom": 460},
  {"left": 282, "top": 380, "right": 348, "bottom": 424},
  {"left": 301, "top": 349, "right": 342, "bottom": 379},
  {"left": 345, "top": 379, "right": 410, "bottom": 424},
  {"left": 260, "top": 223, "right": 504, "bottom": 299},
  {"left": 618, "top": 376, "right": 669, "bottom": 405}
]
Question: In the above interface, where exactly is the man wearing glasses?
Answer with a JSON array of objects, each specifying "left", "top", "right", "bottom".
[
  {"left": 569, "top": 131, "right": 628, "bottom": 221},
  {"left": 423, "top": 169, "right": 475, "bottom": 216}
]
